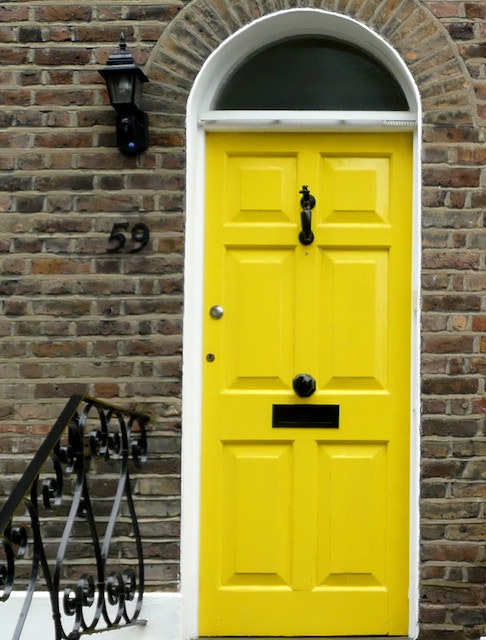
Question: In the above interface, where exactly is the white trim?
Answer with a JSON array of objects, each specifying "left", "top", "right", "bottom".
[
  {"left": 409, "top": 122, "right": 422, "bottom": 640},
  {"left": 182, "top": 9, "right": 421, "bottom": 640},
  {"left": 199, "top": 110, "right": 418, "bottom": 131}
]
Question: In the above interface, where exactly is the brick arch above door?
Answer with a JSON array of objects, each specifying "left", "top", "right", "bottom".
[{"left": 143, "top": 0, "right": 476, "bottom": 130}]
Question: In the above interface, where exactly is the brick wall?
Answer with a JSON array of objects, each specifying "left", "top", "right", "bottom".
[
  {"left": 419, "top": 2, "right": 486, "bottom": 638},
  {"left": 0, "top": 0, "right": 185, "bottom": 591},
  {"left": 1, "top": 0, "right": 486, "bottom": 637}
]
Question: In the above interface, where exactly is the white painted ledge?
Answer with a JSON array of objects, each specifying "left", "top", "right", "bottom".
[{"left": 2, "top": 592, "right": 182, "bottom": 640}]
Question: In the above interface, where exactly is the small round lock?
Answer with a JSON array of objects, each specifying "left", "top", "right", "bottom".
[
  {"left": 209, "top": 305, "right": 224, "bottom": 319},
  {"left": 292, "top": 373, "right": 316, "bottom": 398}
]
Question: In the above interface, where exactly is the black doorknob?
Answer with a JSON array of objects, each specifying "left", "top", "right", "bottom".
[{"left": 292, "top": 373, "right": 316, "bottom": 398}]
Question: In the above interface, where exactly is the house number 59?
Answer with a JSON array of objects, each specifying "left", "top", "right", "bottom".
[{"left": 107, "top": 222, "right": 150, "bottom": 253}]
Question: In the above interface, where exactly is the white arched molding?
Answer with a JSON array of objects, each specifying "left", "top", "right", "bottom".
[{"left": 182, "top": 9, "right": 421, "bottom": 640}]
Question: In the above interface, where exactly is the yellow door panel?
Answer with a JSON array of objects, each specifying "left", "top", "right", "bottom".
[
  {"left": 223, "top": 249, "right": 295, "bottom": 389},
  {"left": 319, "top": 250, "right": 388, "bottom": 388},
  {"left": 316, "top": 443, "right": 387, "bottom": 585},
  {"left": 321, "top": 156, "right": 390, "bottom": 224},
  {"left": 221, "top": 443, "right": 293, "bottom": 586},
  {"left": 226, "top": 155, "right": 297, "bottom": 225},
  {"left": 200, "top": 132, "right": 412, "bottom": 636}
]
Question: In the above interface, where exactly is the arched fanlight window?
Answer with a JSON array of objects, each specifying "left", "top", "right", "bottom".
[{"left": 213, "top": 36, "right": 409, "bottom": 111}]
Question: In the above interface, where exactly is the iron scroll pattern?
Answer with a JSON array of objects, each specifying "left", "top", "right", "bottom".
[{"left": 0, "top": 395, "right": 149, "bottom": 640}]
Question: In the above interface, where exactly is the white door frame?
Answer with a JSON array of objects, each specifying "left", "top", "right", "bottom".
[{"left": 181, "top": 9, "right": 422, "bottom": 639}]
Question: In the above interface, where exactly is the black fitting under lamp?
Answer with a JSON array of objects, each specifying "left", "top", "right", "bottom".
[{"left": 99, "top": 34, "right": 149, "bottom": 156}]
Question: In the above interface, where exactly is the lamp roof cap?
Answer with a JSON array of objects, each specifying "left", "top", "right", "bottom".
[{"left": 100, "top": 33, "right": 148, "bottom": 82}]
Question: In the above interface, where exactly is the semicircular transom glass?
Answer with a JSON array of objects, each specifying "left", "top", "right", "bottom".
[{"left": 213, "top": 36, "right": 409, "bottom": 111}]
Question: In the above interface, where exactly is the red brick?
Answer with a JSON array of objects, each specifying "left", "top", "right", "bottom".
[
  {"left": 422, "top": 377, "right": 479, "bottom": 395},
  {"left": 422, "top": 418, "right": 479, "bottom": 438},
  {"left": 31, "top": 258, "right": 90, "bottom": 275},
  {"left": 0, "top": 6, "right": 29, "bottom": 21},
  {"left": 472, "top": 316, "right": 486, "bottom": 331},
  {"left": 423, "top": 250, "right": 480, "bottom": 270},
  {"left": 0, "top": 88, "right": 31, "bottom": 106},
  {"left": 33, "top": 5, "right": 92, "bottom": 22},
  {"left": 423, "top": 126, "right": 480, "bottom": 143},
  {"left": 422, "top": 335, "right": 474, "bottom": 354},
  {"left": 33, "top": 132, "right": 92, "bottom": 148},
  {"left": 421, "top": 543, "right": 480, "bottom": 563},
  {"left": 465, "top": 2, "right": 486, "bottom": 19},
  {"left": 428, "top": 2, "right": 463, "bottom": 18},
  {"left": 422, "top": 295, "right": 481, "bottom": 312},
  {"left": 460, "top": 42, "right": 486, "bottom": 58},
  {"left": 423, "top": 167, "right": 481, "bottom": 187},
  {"left": 33, "top": 48, "right": 91, "bottom": 66},
  {"left": 34, "top": 89, "right": 96, "bottom": 107}
]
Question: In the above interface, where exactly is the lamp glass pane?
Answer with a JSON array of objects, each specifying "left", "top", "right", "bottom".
[
  {"left": 109, "top": 72, "right": 135, "bottom": 106},
  {"left": 132, "top": 78, "right": 144, "bottom": 110}
]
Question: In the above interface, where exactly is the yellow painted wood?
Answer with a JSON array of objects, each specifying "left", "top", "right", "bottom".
[{"left": 200, "top": 132, "right": 412, "bottom": 636}]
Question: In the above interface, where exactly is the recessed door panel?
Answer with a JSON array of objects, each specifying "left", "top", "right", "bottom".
[
  {"left": 319, "top": 250, "right": 388, "bottom": 389},
  {"left": 221, "top": 443, "right": 293, "bottom": 586},
  {"left": 226, "top": 155, "right": 297, "bottom": 225},
  {"left": 321, "top": 156, "right": 390, "bottom": 225},
  {"left": 223, "top": 249, "right": 294, "bottom": 389},
  {"left": 316, "top": 443, "right": 387, "bottom": 586}
]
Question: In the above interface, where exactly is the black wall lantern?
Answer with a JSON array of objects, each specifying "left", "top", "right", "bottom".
[{"left": 99, "top": 34, "right": 149, "bottom": 156}]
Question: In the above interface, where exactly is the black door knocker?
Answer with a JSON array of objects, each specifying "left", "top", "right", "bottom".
[{"left": 299, "top": 185, "right": 315, "bottom": 246}]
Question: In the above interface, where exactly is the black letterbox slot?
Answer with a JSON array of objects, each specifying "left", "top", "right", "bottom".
[{"left": 272, "top": 404, "right": 339, "bottom": 428}]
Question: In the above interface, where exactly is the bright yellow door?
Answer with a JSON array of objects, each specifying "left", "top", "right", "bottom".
[{"left": 200, "top": 132, "right": 412, "bottom": 636}]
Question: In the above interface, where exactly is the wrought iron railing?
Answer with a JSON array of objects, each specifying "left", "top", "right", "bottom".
[{"left": 0, "top": 395, "right": 149, "bottom": 640}]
